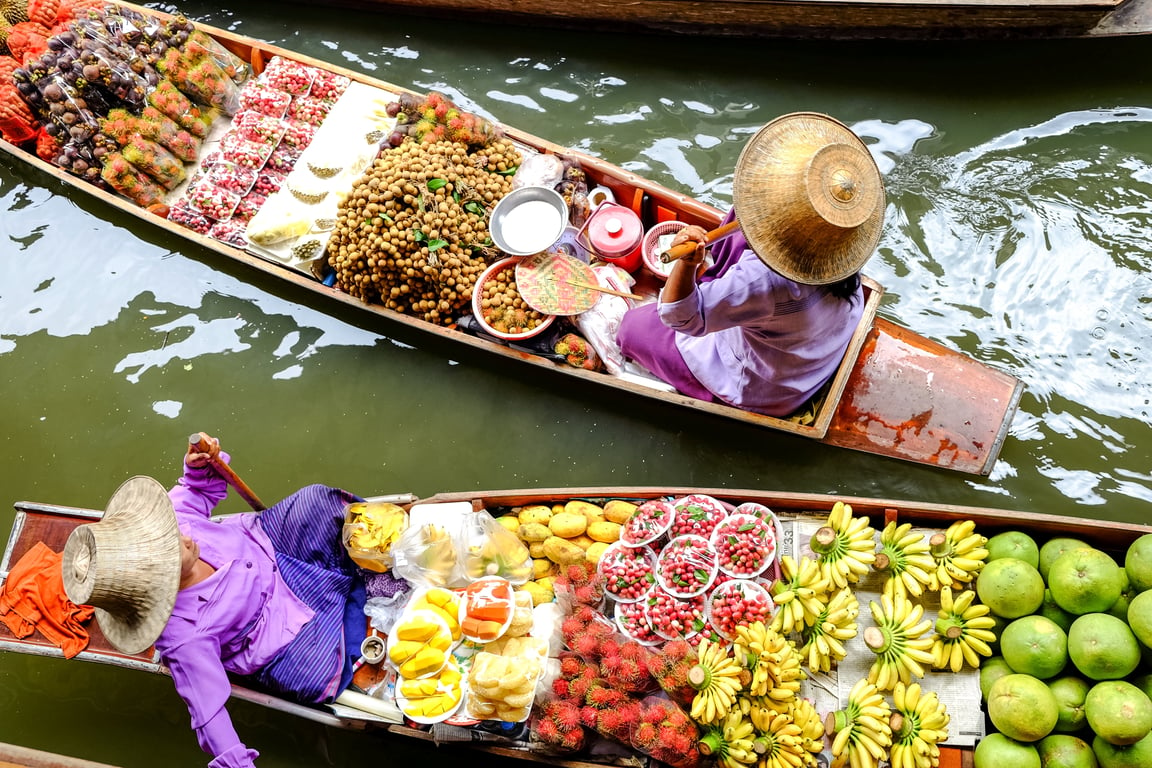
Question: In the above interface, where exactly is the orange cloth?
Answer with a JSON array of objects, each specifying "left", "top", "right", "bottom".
[{"left": 0, "top": 541, "right": 95, "bottom": 658}]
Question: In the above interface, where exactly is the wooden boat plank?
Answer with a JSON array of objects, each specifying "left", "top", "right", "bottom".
[
  {"left": 284, "top": 0, "right": 1146, "bottom": 39},
  {"left": 0, "top": 743, "right": 124, "bottom": 768},
  {"left": 0, "top": 4, "right": 1021, "bottom": 475},
  {"left": 824, "top": 317, "right": 1025, "bottom": 475}
]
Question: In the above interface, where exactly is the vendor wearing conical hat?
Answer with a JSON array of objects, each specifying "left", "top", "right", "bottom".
[
  {"left": 61, "top": 436, "right": 373, "bottom": 768},
  {"left": 617, "top": 113, "right": 885, "bottom": 416}
]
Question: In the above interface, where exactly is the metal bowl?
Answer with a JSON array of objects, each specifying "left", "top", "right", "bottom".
[{"left": 489, "top": 186, "right": 568, "bottom": 256}]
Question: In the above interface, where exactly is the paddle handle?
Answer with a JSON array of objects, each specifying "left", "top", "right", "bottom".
[
  {"left": 659, "top": 220, "right": 742, "bottom": 263},
  {"left": 565, "top": 278, "right": 641, "bottom": 300},
  {"left": 188, "top": 432, "right": 266, "bottom": 511}
]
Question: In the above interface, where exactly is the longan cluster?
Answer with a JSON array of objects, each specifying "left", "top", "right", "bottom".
[{"left": 327, "top": 137, "right": 521, "bottom": 325}]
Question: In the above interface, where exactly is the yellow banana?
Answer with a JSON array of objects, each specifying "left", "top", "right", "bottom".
[
  {"left": 931, "top": 586, "right": 998, "bottom": 673},
  {"left": 889, "top": 682, "right": 950, "bottom": 768},
  {"left": 770, "top": 555, "right": 830, "bottom": 635},
  {"left": 927, "top": 520, "right": 988, "bottom": 591},
  {"left": 826, "top": 678, "right": 892, "bottom": 768},
  {"left": 863, "top": 582, "right": 935, "bottom": 692},
  {"left": 798, "top": 587, "right": 859, "bottom": 674},
  {"left": 810, "top": 502, "right": 877, "bottom": 590},
  {"left": 874, "top": 521, "right": 936, "bottom": 598}
]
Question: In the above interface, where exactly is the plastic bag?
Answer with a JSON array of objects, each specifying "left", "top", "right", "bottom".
[
  {"left": 574, "top": 264, "right": 637, "bottom": 375},
  {"left": 341, "top": 501, "right": 409, "bottom": 572},
  {"left": 390, "top": 520, "right": 459, "bottom": 589},
  {"left": 511, "top": 152, "right": 565, "bottom": 190},
  {"left": 630, "top": 695, "right": 702, "bottom": 768},
  {"left": 454, "top": 509, "right": 532, "bottom": 585}
]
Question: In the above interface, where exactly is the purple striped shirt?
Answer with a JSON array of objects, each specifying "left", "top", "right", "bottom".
[{"left": 157, "top": 461, "right": 364, "bottom": 768}]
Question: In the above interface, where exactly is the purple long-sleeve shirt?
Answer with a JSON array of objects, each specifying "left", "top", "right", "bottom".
[
  {"left": 158, "top": 458, "right": 314, "bottom": 768},
  {"left": 657, "top": 209, "right": 864, "bottom": 415}
]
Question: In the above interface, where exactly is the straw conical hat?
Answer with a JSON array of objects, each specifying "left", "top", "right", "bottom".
[
  {"left": 733, "top": 112, "right": 885, "bottom": 285},
  {"left": 61, "top": 476, "right": 181, "bottom": 655}
]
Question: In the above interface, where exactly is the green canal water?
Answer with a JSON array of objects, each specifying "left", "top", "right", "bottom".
[{"left": 1, "top": 2, "right": 1151, "bottom": 765}]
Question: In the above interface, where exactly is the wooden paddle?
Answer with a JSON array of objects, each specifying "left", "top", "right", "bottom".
[
  {"left": 659, "top": 220, "right": 742, "bottom": 263},
  {"left": 188, "top": 432, "right": 266, "bottom": 510}
]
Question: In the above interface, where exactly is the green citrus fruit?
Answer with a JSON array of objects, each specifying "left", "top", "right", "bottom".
[
  {"left": 1048, "top": 675, "right": 1092, "bottom": 733},
  {"left": 1036, "top": 734, "right": 1099, "bottom": 768},
  {"left": 1049, "top": 549, "right": 1124, "bottom": 616},
  {"left": 1068, "top": 613, "right": 1141, "bottom": 681},
  {"left": 1042, "top": 588, "right": 1077, "bottom": 633},
  {"left": 1040, "top": 538, "right": 1090, "bottom": 582},
  {"left": 978, "top": 557, "right": 1046, "bottom": 619},
  {"left": 1085, "top": 681, "right": 1152, "bottom": 746},
  {"left": 1002, "top": 615, "right": 1069, "bottom": 680},
  {"left": 1127, "top": 590, "right": 1152, "bottom": 650},
  {"left": 1107, "top": 570, "right": 1134, "bottom": 623},
  {"left": 988, "top": 531, "right": 1041, "bottom": 569},
  {"left": 988, "top": 673, "right": 1059, "bottom": 742},
  {"left": 1125, "top": 534, "right": 1152, "bottom": 593},
  {"left": 981, "top": 656, "right": 1017, "bottom": 700},
  {"left": 974, "top": 733, "right": 1040, "bottom": 768},
  {"left": 1092, "top": 730, "right": 1152, "bottom": 768}
]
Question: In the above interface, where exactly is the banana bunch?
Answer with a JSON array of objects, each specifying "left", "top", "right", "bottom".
[
  {"left": 732, "top": 621, "right": 805, "bottom": 701},
  {"left": 790, "top": 696, "right": 828, "bottom": 767},
  {"left": 698, "top": 710, "right": 758, "bottom": 768},
  {"left": 931, "top": 586, "right": 997, "bottom": 672},
  {"left": 874, "top": 522, "right": 935, "bottom": 598},
  {"left": 826, "top": 678, "right": 893, "bottom": 768},
  {"left": 769, "top": 555, "right": 830, "bottom": 635},
  {"left": 798, "top": 587, "right": 859, "bottom": 674},
  {"left": 689, "top": 637, "right": 744, "bottom": 725},
  {"left": 863, "top": 583, "right": 935, "bottom": 692},
  {"left": 748, "top": 703, "right": 808, "bottom": 768},
  {"left": 809, "top": 501, "right": 877, "bottom": 590},
  {"left": 926, "top": 519, "right": 988, "bottom": 591},
  {"left": 889, "top": 682, "right": 950, "bottom": 768}
]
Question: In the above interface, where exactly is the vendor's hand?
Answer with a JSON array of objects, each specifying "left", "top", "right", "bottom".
[
  {"left": 185, "top": 433, "right": 220, "bottom": 469},
  {"left": 670, "top": 225, "right": 708, "bottom": 268}
]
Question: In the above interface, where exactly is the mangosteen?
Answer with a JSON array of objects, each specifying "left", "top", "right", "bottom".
[{"left": 42, "top": 83, "right": 65, "bottom": 102}]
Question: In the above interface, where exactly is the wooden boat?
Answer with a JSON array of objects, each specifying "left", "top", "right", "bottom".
[
  {"left": 0, "top": 2, "right": 1023, "bottom": 476},
  {"left": 0, "top": 743, "right": 124, "bottom": 768},
  {"left": 3, "top": 487, "right": 1150, "bottom": 768},
  {"left": 287, "top": 0, "right": 1152, "bottom": 40}
]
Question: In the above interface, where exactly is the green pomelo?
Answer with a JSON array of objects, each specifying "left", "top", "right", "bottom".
[
  {"left": 1040, "top": 538, "right": 1091, "bottom": 582},
  {"left": 1132, "top": 674, "right": 1152, "bottom": 700},
  {"left": 1049, "top": 675, "right": 1092, "bottom": 733},
  {"left": 975, "top": 733, "right": 1040, "bottom": 768},
  {"left": 1049, "top": 549, "right": 1124, "bottom": 616},
  {"left": 1127, "top": 590, "right": 1152, "bottom": 650},
  {"left": 1106, "top": 571, "right": 1133, "bottom": 623},
  {"left": 978, "top": 557, "right": 1046, "bottom": 619},
  {"left": 1002, "top": 615, "right": 1069, "bottom": 680},
  {"left": 1037, "top": 734, "right": 1099, "bottom": 768},
  {"left": 982, "top": 656, "right": 1017, "bottom": 700},
  {"left": 1041, "top": 589, "right": 1077, "bottom": 633},
  {"left": 988, "top": 531, "right": 1041, "bottom": 568},
  {"left": 1092, "top": 731, "right": 1152, "bottom": 768},
  {"left": 989, "top": 673, "right": 1060, "bottom": 742},
  {"left": 1125, "top": 534, "right": 1152, "bottom": 593},
  {"left": 1085, "top": 681, "right": 1152, "bottom": 746},
  {"left": 987, "top": 613, "right": 1010, "bottom": 656},
  {"left": 1068, "top": 613, "right": 1142, "bottom": 681}
]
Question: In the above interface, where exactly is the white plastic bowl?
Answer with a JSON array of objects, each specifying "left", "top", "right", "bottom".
[{"left": 489, "top": 186, "right": 568, "bottom": 256}]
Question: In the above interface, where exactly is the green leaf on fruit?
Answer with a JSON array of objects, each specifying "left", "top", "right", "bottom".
[
  {"left": 428, "top": 239, "right": 448, "bottom": 251},
  {"left": 428, "top": 178, "right": 447, "bottom": 190},
  {"left": 738, "top": 523, "right": 756, "bottom": 532}
]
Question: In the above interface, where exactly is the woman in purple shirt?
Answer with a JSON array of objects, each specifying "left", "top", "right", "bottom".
[
  {"left": 617, "top": 112, "right": 885, "bottom": 417},
  {"left": 158, "top": 437, "right": 367, "bottom": 768}
]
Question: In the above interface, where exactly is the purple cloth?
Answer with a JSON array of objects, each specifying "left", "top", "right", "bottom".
[
  {"left": 157, "top": 460, "right": 365, "bottom": 768},
  {"left": 618, "top": 208, "right": 863, "bottom": 416}
]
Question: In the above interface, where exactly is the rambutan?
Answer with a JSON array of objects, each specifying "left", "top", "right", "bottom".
[
  {"left": 559, "top": 726, "right": 586, "bottom": 752},
  {"left": 573, "top": 583, "right": 603, "bottom": 605},
  {"left": 433, "top": 102, "right": 450, "bottom": 121},
  {"left": 549, "top": 699, "right": 584, "bottom": 733},
  {"left": 585, "top": 681, "right": 628, "bottom": 711},
  {"left": 631, "top": 720, "right": 660, "bottom": 752},
  {"left": 579, "top": 705, "right": 598, "bottom": 729},
  {"left": 532, "top": 715, "right": 563, "bottom": 746},
  {"left": 598, "top": 653, "right": 622, "bottom": 680},
  {"left": 551, "top": 677, "right": 571, "bottom": 700},
  {"left": 426, "top": 91, "right": 445, "bottom": 108}
]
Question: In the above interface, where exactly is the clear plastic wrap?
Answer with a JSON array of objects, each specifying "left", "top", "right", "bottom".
[
  {"left": 188, "top": 29, "right": 250, "bottom": 84},
  {"left": 120, "top": 134, "right": 185, "bottom": 189},
  {"left": 100, "top": 151, "right": 166, "bottom": 207},
  {"left": 454, "top": 509, "right": 532, "bottom": 585},
  {"left": 390, "top": 519, "right": 459, "bottom": 589},
  {"left": 341, "top": 501, "right": 409, "bottom": 572},
  {"left": 573, "top": 263, "right": 637, "bottom": 375}
]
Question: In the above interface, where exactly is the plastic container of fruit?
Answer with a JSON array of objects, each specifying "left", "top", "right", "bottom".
[
  {"left": 710, "top": 512, "right": 778, "bottom": 579},
  {"left": 472, "top": 256, "right": 556, "bottom": 341},
  {"left": 386, "top": 609, "right": 452, "bottom": 679},
  {"left": 644, "top": 587, "right": 705, "bottom": 641},
  {"left": 597, "top": 541, "right": 657, "bottom": 603},
  {"left": 394, "top": 659, "right": 465, "bottom": 724},
  {"left": 656, "top": 534, "right": 719, "bottom": 598},
  {"left": 458, "top": 576, "right": 515, "bottom": 643},
  {"left": 669, "top": 494, "right": 729, "bottom": 539},
  {"left": 705, "top": 578, "right": 776, "bottom": 641},
  {"left": 614, "top": 598, "right": 662, "bottom": 646},
  {"left": 619, "top": 499, "right": 675, "bottom": 548}
]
